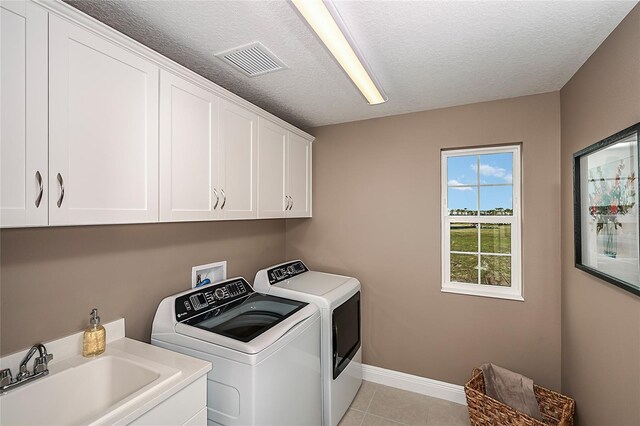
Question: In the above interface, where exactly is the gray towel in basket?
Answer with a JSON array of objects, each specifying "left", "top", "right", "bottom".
[{"left": 480, "top": 363, "right": 542, "bottom": 420}]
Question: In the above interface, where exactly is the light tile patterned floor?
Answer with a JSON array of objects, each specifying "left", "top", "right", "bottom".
[{"left": 339, "top": 381, "right": 471, "bottom": 426}]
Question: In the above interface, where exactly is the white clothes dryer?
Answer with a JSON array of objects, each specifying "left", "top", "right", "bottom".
[
  {"left": 152, "top": 277, "right": 322, "bottom": 426},
  {"left": 254, "top": 261, "right": 362, "bottom": 426}
]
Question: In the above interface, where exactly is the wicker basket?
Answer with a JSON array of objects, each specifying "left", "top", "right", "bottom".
[{"left": 464, "top": 368, "right": 575, "bottom": 426}]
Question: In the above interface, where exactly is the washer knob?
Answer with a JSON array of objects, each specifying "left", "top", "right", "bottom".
[{"left": 214, "top": 288, "right": 225, "bottom": 300}]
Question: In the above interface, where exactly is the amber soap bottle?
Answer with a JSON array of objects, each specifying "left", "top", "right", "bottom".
[{"left": 83, "top": 308, "right": 106, "bottom": 357}]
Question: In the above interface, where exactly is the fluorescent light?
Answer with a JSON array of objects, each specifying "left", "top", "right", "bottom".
[{"left": 291, "top": 0, "right": 387, "bottom": 105}]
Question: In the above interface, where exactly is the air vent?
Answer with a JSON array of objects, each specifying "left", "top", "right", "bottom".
[{"left": 215, "top": 42, "right": 287, "bottom": 77}]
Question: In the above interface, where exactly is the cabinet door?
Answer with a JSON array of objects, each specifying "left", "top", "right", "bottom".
[
  {"left": 286, "top": 132, "right": 311, "bottom": 218},
  {"left": 258, "top": 118, "right": 287, "bottom": 219},
  {"left": 49, "top": 15, "right": 159, "bottom": 226},
  {"left": 218, "top": 100, "right": 258, "bottom": 220},
  {"left": 0, "top": 2, "right": 47, "bottom": 227},
  {"left": 160, "top": 70, "right": 220, "bottom": 222}
]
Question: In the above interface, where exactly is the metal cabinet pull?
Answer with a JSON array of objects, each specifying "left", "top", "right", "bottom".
[
  {"left": 220, "top": 189, "right": 226, "bottom": 210},
  {"left": 35, "top": 171, "right": 43, "bottom": 208},
  {"left": 213, "top": 188, "right": 219, "bottom": 210},
  {"left": 290, "top": 197, "right": 294, "bottom": 211},
  {"left": 56, "top": 173, "right": 64, "bottom": 208},
  {"left": 285, "top": 196, "right": 290, "bottom": 211}
]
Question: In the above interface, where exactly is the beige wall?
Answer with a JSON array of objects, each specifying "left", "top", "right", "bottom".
[
  {"left": 560, "top": 5, "right": 640, "bottom": 425},
  {"left": 286, "top": 92, "right": 562, "bottom": 388},
  {"left": 0, "top": 220, "right": 285, "bottom": 355}
]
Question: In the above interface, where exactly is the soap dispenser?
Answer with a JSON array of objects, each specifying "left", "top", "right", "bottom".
[{"left": 83, "top": 308, "right": 106, "bottom": 357}]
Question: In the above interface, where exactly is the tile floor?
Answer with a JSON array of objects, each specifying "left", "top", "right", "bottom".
[{"left": 338, "top": 381, "right": 471, "bottom": 426}]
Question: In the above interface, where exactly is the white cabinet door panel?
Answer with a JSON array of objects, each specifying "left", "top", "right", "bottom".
[
  {"left": 182, "top": 407, "right": 207, "bottom": 426},
  {"left": 129, "top": 376, "right": 206, "bottom": 426},
  {"left": 219, "top": 100, "right": 257, "bottom": 220},
  {"left": 49, "top": 15, "right": 159, "bottom": 225},
  {"left": 0, "top": 2, "right": 48, "bottom": 227},
  {"left": 160, "top": 70, "right": 219, "bottom": 221},
  {"left": 257, "top": 118, "right": 286, "bottom": 219},
  {"left": 286, "top": 132, "right": 311, "bottom": 218}
]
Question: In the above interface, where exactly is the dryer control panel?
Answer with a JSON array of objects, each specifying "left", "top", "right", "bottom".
[
  {"left": 266, "top": 260, "right": 309, "bottom": 285},
  {"left": 174, "top": 278, "right": 252, "bottom": 321}
]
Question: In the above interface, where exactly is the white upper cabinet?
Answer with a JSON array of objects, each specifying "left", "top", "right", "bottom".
[
  {"left": 160, "top": 75, "right": 258, "bottom": 222},
  {"left": 1, "top": 1, "right": 312, "bottom": 228},
  {"left": 159, "top": 70, "right": 220, "bottom": 222},
  {"left": 48, "top": 14, "right": 159, "bottom": 226},
  {"left": 0, "top": 2, "right": 48, "bottom": 227},
  {"left": 258, "top": 118, "right": 312, "bottom": 219},
  {"left": 287, "top": 132, "right": 311, "bottom": 218},
  {"left": 218, "top": 100, "right": 258, "bottom": 220},
  {"left": 258, "top": 118, "right": 287, "bottom": 219}
]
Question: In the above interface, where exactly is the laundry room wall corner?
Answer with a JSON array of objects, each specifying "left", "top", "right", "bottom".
[{"left": 284, "top": 92, "right": 562, "bottom": 390}]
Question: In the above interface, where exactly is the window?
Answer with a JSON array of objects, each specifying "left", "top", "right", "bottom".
[{"left": 441, "top": 145, "right": 522, "bottom": 301}]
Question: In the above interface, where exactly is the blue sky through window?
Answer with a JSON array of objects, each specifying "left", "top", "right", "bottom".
[
  {"left": 477, "top": 153, "right": 513, "bottom": 184},
  {"left": 447, "top": 153, "right": 513, "bottom": 212},
  {"left": 480, "top": 186, "right": 512, "bottom": 212},
  {"left": 448, "top": 187, "right": 477, "bottom": 211},
  {"left": 447, "top": 156, "right": 477, "bottom": 186}
]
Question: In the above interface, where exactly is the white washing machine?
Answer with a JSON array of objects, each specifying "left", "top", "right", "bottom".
[
  {"left": 151, "top": 277, "right": 322, "bottom": 426},
  {"left": 254, "top": 261, "right": 362, "bottom": 426}
]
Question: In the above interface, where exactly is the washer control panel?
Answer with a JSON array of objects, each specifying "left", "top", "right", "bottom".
[
  {"left": 174, "top": 278, "right": 252, "bottom": 321},
  {"left": 267, "top": 260, "right": 309, "bottom": 285}
]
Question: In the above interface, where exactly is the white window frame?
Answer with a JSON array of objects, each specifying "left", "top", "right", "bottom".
[{"left": 441, "top": 145, "right": 523, "bottom": 301}]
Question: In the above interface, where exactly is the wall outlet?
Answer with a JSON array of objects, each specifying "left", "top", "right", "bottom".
[{"left": 192, "top": 261, "right": 227, "bottom": 288}]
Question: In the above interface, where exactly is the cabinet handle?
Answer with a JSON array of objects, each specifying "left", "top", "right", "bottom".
[
  {"left": 221, "top": 189, "right": 226, "bottom": 210},
  {"left": 56, "top": 173, "right": 65, "bottom": 208},
  {"left": 35, "top": 171, "right": 43, "bottom": 208},
  {"left": 290, "top": 197, "right": 294, "bottom": 211},
  {"left": 213, "top": 188, "right": 219, "bottom": 210},
  {"left": 285, "top": 195, "right": 290, "bottom": 211}
]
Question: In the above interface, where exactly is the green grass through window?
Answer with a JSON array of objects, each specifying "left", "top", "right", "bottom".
[{"left": 449, "top": 223, "right": 511, "bottom": 286}]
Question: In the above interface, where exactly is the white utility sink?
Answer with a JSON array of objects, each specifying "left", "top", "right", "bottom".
[{"left": 0, "top": 351, "right": 180, "bottom": 425}]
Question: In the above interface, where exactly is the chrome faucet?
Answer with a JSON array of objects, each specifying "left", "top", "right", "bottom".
[{"left": 0, "top": 343, "right": 53, "bottom": 394}]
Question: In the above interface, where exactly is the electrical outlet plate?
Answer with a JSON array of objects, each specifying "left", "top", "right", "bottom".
[{"left": 192, "top": 261, "right": 227, "bottom": 288}]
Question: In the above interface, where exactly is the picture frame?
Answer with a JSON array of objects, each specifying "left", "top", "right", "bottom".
[{"left": 573, "top": 122, "right": 640, "bottom": 297}]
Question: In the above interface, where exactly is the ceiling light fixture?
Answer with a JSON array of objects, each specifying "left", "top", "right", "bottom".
[{"left": 291, "top": 0, "right": 387, "bottom": 105}]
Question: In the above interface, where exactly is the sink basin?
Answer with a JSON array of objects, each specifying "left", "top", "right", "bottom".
[{"left": 0, "top": 352, "right": 179, "bottom": 425}]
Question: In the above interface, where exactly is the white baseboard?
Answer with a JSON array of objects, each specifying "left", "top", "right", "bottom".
[{"left": 362, "top": 364, "right": 467, "bottom": 406}]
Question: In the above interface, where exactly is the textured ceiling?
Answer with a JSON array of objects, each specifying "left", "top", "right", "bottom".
[{"left": 65, "top": 0, "right": 637, "bottom": 130}]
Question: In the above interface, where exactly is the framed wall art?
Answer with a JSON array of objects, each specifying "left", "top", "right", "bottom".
[{"left": 573, "top": 122, "right": 640, "bottom": 297}]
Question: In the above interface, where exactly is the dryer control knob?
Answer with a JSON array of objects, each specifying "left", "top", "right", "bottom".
[{"left": 214, "top": 288, "right": 225, "bottom": 300}]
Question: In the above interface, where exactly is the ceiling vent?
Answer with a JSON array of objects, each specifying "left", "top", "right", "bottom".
[{"left": 215, "top": 42, "right": 287, "bottom": 77}]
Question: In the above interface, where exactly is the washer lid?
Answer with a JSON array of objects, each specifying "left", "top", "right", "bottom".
[
  {"left": 279, "top": 271, "right": 354, "bottom": 296},
  {"left": 175, "top": 294, "right": 317, "bottom": 354}
]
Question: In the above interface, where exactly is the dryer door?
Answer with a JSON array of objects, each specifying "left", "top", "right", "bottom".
[{"left": 332, "top": 291, "right": 361, "bottom": 379}]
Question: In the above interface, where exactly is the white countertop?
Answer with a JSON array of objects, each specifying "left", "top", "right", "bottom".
[{"left": 0, "top": 319, "right": 211, "bottom": 425}]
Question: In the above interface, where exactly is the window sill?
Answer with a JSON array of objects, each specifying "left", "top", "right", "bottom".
[{"left": 441, "top": 283, "right": 524, "bottom": 302}]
